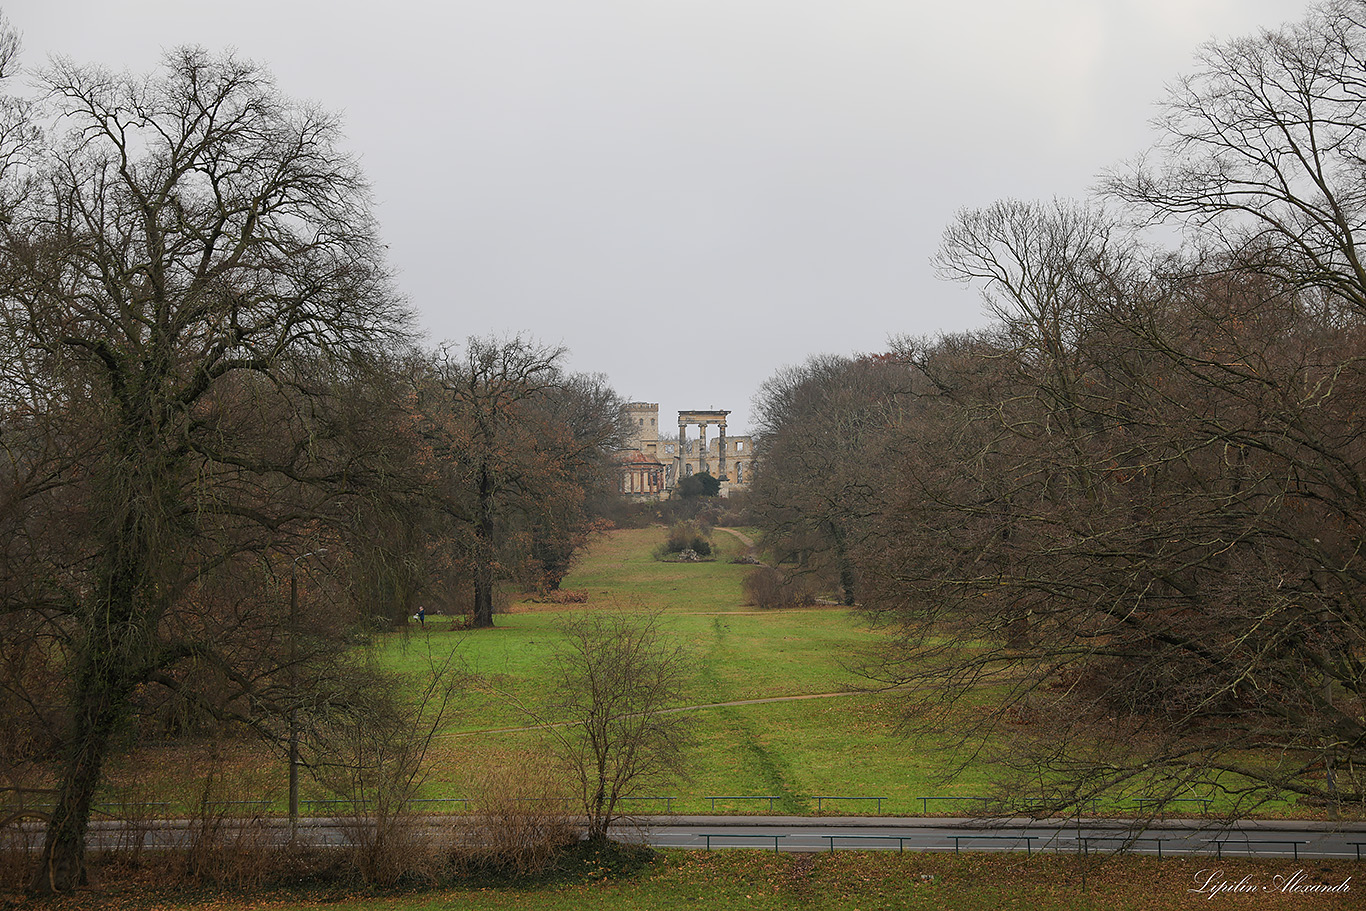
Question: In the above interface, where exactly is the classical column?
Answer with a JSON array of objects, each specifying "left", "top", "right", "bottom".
[
  {"left": 698, "top": 423, "right": 708, "bottom": 476},
  {"left": 677, "top": 419, "right": 687, "bottom": 485},
  {"left": 718, "top": 422, "right": 728, "bottom": 481}
]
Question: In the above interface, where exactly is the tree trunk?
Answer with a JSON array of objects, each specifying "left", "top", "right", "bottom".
[
  {"left": 30, "top": 655, "right": 127, "bottom": 893},
  {"left": 32, "top": 509, "right": 146, "bottom": 893},
  {"left": 832, "top": 525, "right": 857, "bottom": 606},
  {"left": 585, "top": 780, "right": 609, "bottom": 843},
  {"left": 472, "top": 464, "right": 496, "bottom": 628},
  {"left": 472, "top": 565, "right": 494, "bottom": 628}
]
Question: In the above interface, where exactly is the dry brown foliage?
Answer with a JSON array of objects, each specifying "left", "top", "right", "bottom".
[{"left": 453, "top": 759, "right": 578, "bottom": 876}]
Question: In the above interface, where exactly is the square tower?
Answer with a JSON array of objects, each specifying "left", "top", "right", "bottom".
[{"left": 622, "top": 402, "right": 660, "bottom": 457}]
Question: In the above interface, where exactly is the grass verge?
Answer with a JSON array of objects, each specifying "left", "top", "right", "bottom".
[{"left": 9, "top": 851, "right": 1358, "bottom": 910}]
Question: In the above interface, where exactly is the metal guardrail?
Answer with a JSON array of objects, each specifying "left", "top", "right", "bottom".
[
  {"left": 203, "top": 800, "right": 276, "bottom": 815},
  {"left": 1214, "top": 838, "right": 1308, "bottom": 861},
  {"left": 918, "top": 794, "right": 1202, "bottom": 816},
  {"left": 302, "top": 798, "right": 477, "bottom": 815},
  {"left": 952, "top": 834, "right": 1037, "bottom": 854},
  {"left": 11, "top": 791, "right": 1275, "bottom": 828},
  {"left": 824, "top": 833, "right": 910, "bottom": 853},
  {"left": 1079, "top": 835, "right": 1169, "bottom": 858},
  {"left": 698, "top": 832, "right": 786, "bottom": 853},
  {"left": 705, "top": 796, "right": 781, "bottom": 812},
  {"left": 92, "top": 802, "right": 171, "bottom": 818},
  {"left": 813, "top": 796, "right": 887, "bottom": 813}
]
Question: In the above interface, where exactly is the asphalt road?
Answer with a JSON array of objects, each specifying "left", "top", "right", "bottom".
[
  {"left": 14, "top": 814, "right": 1362, "bottom": 861},
  {"left": 622, "top": 816, "right": 1366, "bottom": 861}
]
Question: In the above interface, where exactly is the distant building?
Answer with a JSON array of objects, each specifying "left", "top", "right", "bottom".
[
  {"left": 617, "top": 402, "right": 756, "bottom": 499},
  {"left": 619, "top": 450, "right": 667, "bottom": 497}
]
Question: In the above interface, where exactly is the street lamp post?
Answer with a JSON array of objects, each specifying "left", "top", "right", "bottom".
[
  {"left": 288, "top": 565, "right": 300, "bottom": 842},
  {"left": 287, "top": 550, "right": 322, "bottom": 843}
]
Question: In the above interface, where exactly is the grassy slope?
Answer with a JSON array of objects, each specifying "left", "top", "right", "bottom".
[{"left": 378, "top": 526, "right": 998, "bottom": 813}]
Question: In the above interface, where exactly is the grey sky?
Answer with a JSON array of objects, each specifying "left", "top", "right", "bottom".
[{"left": 8, "top": 1, "right": 1313, "bottom": 433}]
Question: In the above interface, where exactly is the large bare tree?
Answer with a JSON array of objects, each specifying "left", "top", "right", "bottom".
[
  {"left": 822, "top": 2, "right": 1366, "bottom": 818},
  {"left": 0, "top": 46, "right": 409, "bottom": 892},
  {"left": 1109, "top": 0, "right": 1366, "bottom": 313},
  {"left": 862, "top": 197, "right": 1366, "bottom": 814},
  {"left": 418, "top": 337, "right": 626, "bottom": 627}
]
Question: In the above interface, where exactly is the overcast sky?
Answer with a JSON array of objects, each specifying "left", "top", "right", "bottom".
[{"left": 8, "top": 1, "right": 1314, "bottom": 433}]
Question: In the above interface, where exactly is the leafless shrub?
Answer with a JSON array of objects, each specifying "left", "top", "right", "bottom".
[
  {"left": 539, "top": 608, "right": 692, "bottom": 844},
  {"left": 315, "top": 652, "right": 465, "bottom": 885},
  {"left": 0, "top": 810, "right": 42, "bottom": 890},
  {"left": 455, "top": 759, "right": 578, "bottom": 875},
  {"left": 655, "top": 522, "right": 712, "bottom": 559},
  {"left": 338, "top": 807, "right": 444, "bottom": 887},
  {"left": 178, "top": 768, "right": 275, "bottom": 888},
  {"left": 742, "top": 566, "right": 817, "bottom": 608},
  {"left": 97, "top": 779, "right": 161, "bottom": 866}
]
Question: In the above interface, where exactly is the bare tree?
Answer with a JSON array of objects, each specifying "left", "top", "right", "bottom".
[
  {"left": 750, "top": 353, "right": 913, "bottom": 604},
  {"left": 740, "top": 0, "right": 1366, "bottom": 822},
  {"left": 424, "top": 338, "right": 564, "bottom": 627},
  {"left": 0, "top": 47, "right": 410, "bottom": 892},
  {"left": 540, "top": 609, "right": 691, "bottom": 844},
  {"left": 519, "top": 372, "right": 629, "bottom": 592},
  {"left": 419, "top": 338, "right": 626, "bottom": 626},
  {"left": 862, "top": 197, "right": 1366, "bottom": 815},
  {"left": 1108, "top": 0, "right": 1366, "bottom": 314}
]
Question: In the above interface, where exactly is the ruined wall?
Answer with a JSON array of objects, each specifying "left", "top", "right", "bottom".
[{"left": 617, "top": 402, "right": 756, "bottom": 498}]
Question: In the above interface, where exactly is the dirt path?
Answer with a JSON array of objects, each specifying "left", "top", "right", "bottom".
[{"left": 715, "top": 526, "right": 756, "bottom": 549}]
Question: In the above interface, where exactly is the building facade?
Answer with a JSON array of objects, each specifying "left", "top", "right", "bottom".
[{"left": 617, "top": 402, "right": 756, "bottom": 499}]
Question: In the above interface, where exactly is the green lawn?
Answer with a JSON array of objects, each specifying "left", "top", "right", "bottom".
[
  {"left": 543, "top": 525, "right": 759, "bottom": 611},
  {"left": 367, "top": 526, "right": 1000, "bottom": 814},
  {"left": 367, "top": 527, "right": 1323, "bottom": 819}
]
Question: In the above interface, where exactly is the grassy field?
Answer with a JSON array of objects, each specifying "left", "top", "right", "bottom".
[
  {"left": 373, "top": 525, "right": 1327, "bottom": 819},
  {"left": 87, "top": 525, "right": 979, "bottom": 817},
  {"left": 374, "top": 525, "right": 1007, "bottom": 815}
]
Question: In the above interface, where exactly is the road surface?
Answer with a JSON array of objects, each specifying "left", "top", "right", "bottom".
[{"left": 10, "top": 814, "right": 1363, "bottom": 861}]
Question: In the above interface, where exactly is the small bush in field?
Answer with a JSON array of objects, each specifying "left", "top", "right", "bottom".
[
  {"left": 655, "top": 522, "right": 712, "bottom": 560},
  {"left": 743, "top": 565, "right": 816, "bottom": 608}
]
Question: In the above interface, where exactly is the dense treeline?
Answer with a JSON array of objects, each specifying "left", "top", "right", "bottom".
[
  {"left": 751, "top": 2, "right": 1366, "bottom": 814},
  {"left": 0, "top": 33, "right": 627, "bottom": 892}
]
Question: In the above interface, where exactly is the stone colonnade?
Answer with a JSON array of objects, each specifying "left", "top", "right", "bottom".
[
  {"left": 677, "top": 410, "right": 730, "bottom": 482},
  {"left": 623, "top": 462, "right": 664, "bottom": 495}
]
